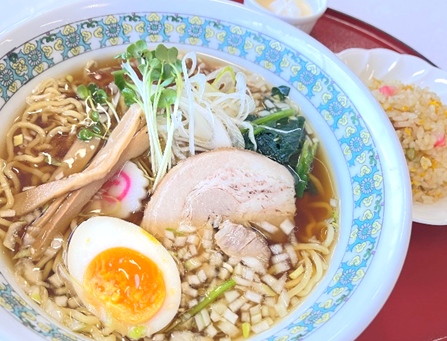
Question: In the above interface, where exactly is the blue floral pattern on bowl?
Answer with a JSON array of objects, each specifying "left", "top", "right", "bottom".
[{"left": 0, "top": 11, "right": 383, "bottom": 341}]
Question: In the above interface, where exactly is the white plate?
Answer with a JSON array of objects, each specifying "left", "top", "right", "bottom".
[
  {"left": 0, "top": 3, "right": 411, "bottom": 341},
  {"left": 338, "top": 48, "right": 447, "bottom": 225}
]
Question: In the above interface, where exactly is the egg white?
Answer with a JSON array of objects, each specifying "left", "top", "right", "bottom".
[{"left": 67, "top": 216, "right": 181, "bottom": 336}]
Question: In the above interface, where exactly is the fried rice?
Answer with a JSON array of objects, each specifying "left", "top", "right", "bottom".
[{"left": 369, "top": 79, "right": 447, "bottom": 204}]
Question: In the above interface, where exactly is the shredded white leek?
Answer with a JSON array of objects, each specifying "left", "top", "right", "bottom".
[{"left": 171, "top": 53, "right": 256, "bottom": 160}]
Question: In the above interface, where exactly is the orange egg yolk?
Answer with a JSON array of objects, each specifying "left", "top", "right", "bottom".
[{"left": 84, "top": 247, "right": 166, "bottom": 324}]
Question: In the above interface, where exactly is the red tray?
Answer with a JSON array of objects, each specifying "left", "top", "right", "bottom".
[
  {"left": 232, "top": 2, "right": 445, "bottom": 340},
  {"left": 312, "top": 9, "right": 445, "bottom": 341},
  {"left": 311, "top": 9, "right": 436, "bottom": 65}
]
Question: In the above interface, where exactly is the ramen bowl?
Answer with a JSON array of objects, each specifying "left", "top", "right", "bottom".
[{"left": 0, "top": 0, "right": 411, "bottom": 340}]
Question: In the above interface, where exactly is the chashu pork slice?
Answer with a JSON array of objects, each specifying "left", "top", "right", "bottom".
[
  {"left": 141, "top": 148, "right": 296, "bottom": 238},
  {"left": 215, "top": 220, "right": 271, "bottom": 273}
]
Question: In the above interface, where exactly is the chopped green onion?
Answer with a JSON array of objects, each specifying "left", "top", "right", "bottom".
[
  {"left": 30, "top": 293, "right": 42, "bottom": 304},
  {"left": 406, "top": 148, "right": 416, "bottom": 161},
  {"left": 242, "top": 322, "right": 251, "bottom": 339},
  {"left": 166, "top": 228, "right": 184, "bottom": 236},
  {"left": 188, "top": 278, "right": 236, "bottom": 317},
  {"left": 127, "top": 326, "right": 146, "bottom": 339},
  {"left": 185, "top": 258, "right": 202, "bottom": 271},
  {"left": 164, "top": 278, "right": 236, "bottom": 332}
]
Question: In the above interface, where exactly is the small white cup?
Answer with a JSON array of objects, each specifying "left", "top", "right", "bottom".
[{"left": 244, "top": 0, "right": 327, "bottom": 34}]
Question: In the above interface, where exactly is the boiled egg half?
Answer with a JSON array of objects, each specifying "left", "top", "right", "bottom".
[{"left": 67, "top": 216, "right": 181, "bottom": 338}]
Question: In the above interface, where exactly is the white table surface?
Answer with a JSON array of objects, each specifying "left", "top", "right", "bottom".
[{"left": 1, "top": 0, "right": 446, "bottom": 70}]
